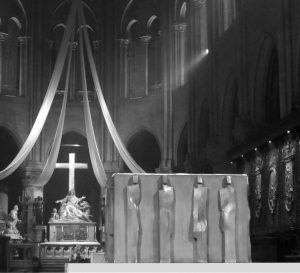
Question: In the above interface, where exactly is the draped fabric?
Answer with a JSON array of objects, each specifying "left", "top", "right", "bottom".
[
  {"left": 78, "top": 27, "right": 107, "bottom": 188},
  {"left": 35, "top": 31, "right": 75, "bottom": 187},
  {"left": 0, "top": 0, "right": 144, "bottom": 187},
  {"left": 77, "top": 4, "right": 145, "bottom": 174},
  {"left": 0, "top": 1, "right": 78, "bottom": 181}
]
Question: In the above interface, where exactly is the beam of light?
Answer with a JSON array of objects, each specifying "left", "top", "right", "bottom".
[
  {"left": 61, "top": 144, "right": 81, "bottom": 147},
  {"left": 185, "top": 49, "right": 209, "bottom": 75}
]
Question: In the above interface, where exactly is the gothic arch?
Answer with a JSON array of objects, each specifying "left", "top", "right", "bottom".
[
  {"left": 123, "top": 128, "right": 161, "bottom": 173},
  {"left": 45, "top": 128, "right": 87, "bottom": 157},
  {"left": 253, "top": 33, "right": 279, "bottom": 124},
  {"left": 0, "top": 0, "right": 28, "bottom": 34},
  {"left": 121, "top": 0, "right": 160, "bottom": 37},
  {"left": 3, "top": 18, "right": 21, "bottom": 95},
  {"left": 0, "top": 124, "right": 22, "bottom": 149},
  {"left": 221, "top": 72, "right": 239, "bottom": 145},
  {"left": 0, "top": 126, "right": 22, "bottom": 211},
  {"left": 175, "top": 0, "right": 187, "bottom": 23},
  {"left": 50, "top": 0, "right": 98, "bottom": 40}
]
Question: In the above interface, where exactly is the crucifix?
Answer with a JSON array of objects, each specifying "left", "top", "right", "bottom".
[{"left": 56, "top": 153, "right": 88, "bottom": 191}]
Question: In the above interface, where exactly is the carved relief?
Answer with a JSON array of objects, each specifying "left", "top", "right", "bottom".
[
  {"left": 282, "top": 139, "right": 296, "bottom": 212},
  {"left": 267, "top": 150, "right": 278, "bottom": 214},
  {"left": 253, "top": 156, "right": 263, "bottom": 218}
]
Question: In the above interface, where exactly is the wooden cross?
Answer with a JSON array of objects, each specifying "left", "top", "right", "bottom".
[{"left": 56, "top": 153, "right": 88, "bottom": 191}]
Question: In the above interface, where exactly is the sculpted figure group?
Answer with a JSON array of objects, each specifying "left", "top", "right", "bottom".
[{"left": 50, "top": 189, "right": 92, "bottom": 222}]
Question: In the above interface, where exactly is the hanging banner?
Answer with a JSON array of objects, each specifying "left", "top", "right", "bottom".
[
  {"left": 78, "top": 26, "right": 107, "bottom": 187},
  {"left": 78, "top": 4, "right": 145, "bottom": 174},
  {"left": 36, "top": 30, "right": 75, "bottom": 187},
  {"left": 0, "top": 1, "right": 78, "bottom": 181}
]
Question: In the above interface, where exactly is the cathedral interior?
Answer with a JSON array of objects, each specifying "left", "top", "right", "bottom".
[{"left": 0, "top": 0, "right": 300, "bottom": 268}]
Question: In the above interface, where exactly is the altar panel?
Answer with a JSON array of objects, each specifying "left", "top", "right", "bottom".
[{"left": 111, "top": 173, "right": 251, "bottom": 263}]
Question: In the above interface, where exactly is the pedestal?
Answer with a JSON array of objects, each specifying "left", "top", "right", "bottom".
[
  {"left": 48, "top": 221, "right": 97, "bottom": 242},
  {"left": 33, "top": 225, "right": 46, "bottom": 243}
]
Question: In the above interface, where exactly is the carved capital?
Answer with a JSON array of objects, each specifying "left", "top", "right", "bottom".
[
  {"left": 18, "top": 36, "right": 30, "bottom": 45},
  {"left": 140, "top": 35, "right": 152, "bottom": 45},
  {"left": 93, "top": 40, "right": 101, "bottom": 49},
  {"left": 0, "top": 32, "right": 8, "bottom": 42},
  {"left": 48, "top": 40, "right": 54, "bottom": 49},
  {"left": 72, "top": 42, "right": 78, "bottom": 50},
  {"left": 174, "top": 23, "right": 187, "bottom": 33},
  {"left": 118, "top": 38, "right": 130, "bottom": 48},
  {"left": 191, "top": 0, "right": 207, "bottom": 8}
]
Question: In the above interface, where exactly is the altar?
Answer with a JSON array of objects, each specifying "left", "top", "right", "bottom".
[
  {"left": 48, "top": 221, "right": 97, "bottom": 242},
  {"left": 106, "top": 173, "right": 251, "bottom": 263}
]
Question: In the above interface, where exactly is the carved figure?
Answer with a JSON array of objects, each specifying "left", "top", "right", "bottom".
[
  {"left": 159, "top": 177, "right": 174, "bottom": 263},
  {"left": 54, "top": 189, "right": 91, "bottom": 222},
  {"left": 0, "top": 205, "right": 23, "bottom": 239},
  {"left": 193, "top": 177, "right": 208, "bottom": 263},
  {"left": 49, "top": 208, "right": 59, "bottom": 222},
  {"left": 268, "top": 151, "right": 278, "bottom": 214},
  {"left": 219, "top": 176, "right": 237, "bottom": 263},
  {"left": 254, "top": 156, "right": 263, "bottom": 218},
  {"left": 282, "top": 139, "right": 295, "bottom": 212},
  {"left": 126, "top": 175, "right": 141, "bottom": 262}
]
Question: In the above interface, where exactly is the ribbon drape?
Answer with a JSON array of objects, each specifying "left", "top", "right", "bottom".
[
  {"left": 0, "top": 1, "right": 78, "bottom": 181},
  {"left": 78, "top": 26, "right": 107, "bottom": 187},
  {"left": 77, "top": 4, "right": 145, "bottom": 174},
  {"left": 35, "top": 30, "right": 75, "bottom": 187}
]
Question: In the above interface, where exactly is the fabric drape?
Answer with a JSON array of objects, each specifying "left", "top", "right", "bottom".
[
  {"left": 78, "top": 26, "right": 107, "bottom": 188},
  {"left": 35, "top": 31, "right": 75, "bottom": 187},
  {"left": 78, "top": 4, "right": 145, "bottom": 174},
  {"left": 0, "top": 1, "right": 78, "bottom": 181}
]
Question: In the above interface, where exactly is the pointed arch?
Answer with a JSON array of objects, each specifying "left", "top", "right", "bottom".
[
  {"left": 123, "top": 128, "right": 161, "bottom": 173},
  {"left": 253, "top": 33, "right": 279, "bottom": 124}
]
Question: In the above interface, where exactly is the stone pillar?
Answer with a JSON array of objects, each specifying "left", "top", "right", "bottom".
[
  {"left": 174, "top": 24, "right": 187, "bottom": 87},
  {"left": 0, "top": 184, "right": 8, "bottom": 230},
  {"left": 140, "top": 36, "right": 151, "bottom": 96},
  {"left": 22, "top": 163, "right": 44, "bottom": 241},
  {"left": 103, "top": 165, "right": 119, "bottom": 262},
  {"left": 118, "top": 39, "right": 130, "bottom": 98},
  {"left": 0, "top": 33, "right": 8, "bottom": 94},
  {"left": 18, "top": 37, "right": 29, "bottom": 97},
  {"left": 159, "top": 1, "right": 174, "bottom": 173}
]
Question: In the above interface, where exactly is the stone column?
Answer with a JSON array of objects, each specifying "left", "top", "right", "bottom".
[
  {"left": 174, "top": 24, "right": 187, "bottom": 87},
  {"left": 22, "top": 163, "right": 44, "bottom": 241},
  {"left": 0, "top": 33, "right": 8, "bottom": 94},
  {"left": 118, "top": 39, "right": 130, "bottom": 98},
  {"left": 140, "top": 36, "right": 151, "bottom": 96},
  {"left": 0, "top": 184, "right": 8, "bottom": 229},
  {"left": 18, "top": 37, "right": 29, "bottom": 97}
]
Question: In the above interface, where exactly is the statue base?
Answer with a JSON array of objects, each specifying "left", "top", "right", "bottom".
[{"left": 48, "top": 221, "right": 97, "bottom": 242}]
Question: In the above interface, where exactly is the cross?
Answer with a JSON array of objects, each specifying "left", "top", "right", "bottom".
[{"left": 56, "top": 153, "right": 88, "bottom": 191}]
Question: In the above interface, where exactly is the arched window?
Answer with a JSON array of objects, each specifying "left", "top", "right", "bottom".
[
  {"left": 124, "top": 130, "right": 161, "bottom": 173},
  {"left": 219, "top": 0, "right": 237, "bottom": 33},
  {"left": 148, "top": 16, "right": 162, "bottom": 91},
  {"left": 127, "top": 21, "right": 144, "bottom": 98},
  {"left": 265, "top": 48, "right": 280, "bottom": 124},
  {"left": 3, "top": 18, "right": 21, "bottom": 96}
]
